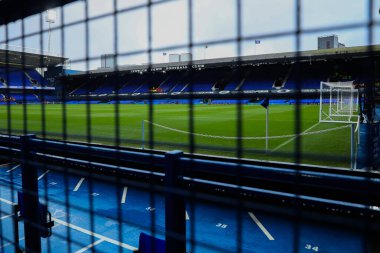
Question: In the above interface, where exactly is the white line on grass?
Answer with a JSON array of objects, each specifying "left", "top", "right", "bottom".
[
  {"left": 38, "top": 170, "right": 50, "bottom": 181},
  {"left": 248, "top": 212, "right": 274, "bottom": 241},
  {"left": 75, "top": 239, "right": 105, "bottom": 253},
  {"left": 6, "top": 164, "right": 20, "bottom": 173},
  {"left": 121, "top": 186, "right": 128, "bottom": 204},
  {"left": 0, "top": 197, "right": 137, "bottom": 251},
  {"left": 271, "top": 122, "right": 320, "bottom": 153},
  {"left": 73, "top": 178, "right": 85, "bottom": 192}
]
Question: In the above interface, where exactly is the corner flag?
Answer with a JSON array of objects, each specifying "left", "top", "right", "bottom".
[
  {"left": 260, "top": 97, "right": 269, "bottom": 109},
  {"left": 260, "top": 97, "right": 270, "bottom": 152}
]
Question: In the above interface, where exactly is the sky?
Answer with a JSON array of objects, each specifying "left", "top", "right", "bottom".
[{"left": 0, "top": 0, "right": 379, "bottom": 70}]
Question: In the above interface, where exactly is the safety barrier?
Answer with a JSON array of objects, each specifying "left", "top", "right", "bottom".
[{"left": 1, "top": 134, "right": 380, "bottom": 252}]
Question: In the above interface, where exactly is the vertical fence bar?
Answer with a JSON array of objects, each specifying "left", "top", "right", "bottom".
[
  {"left": 165, "top": 150, "right": 185, "bottom": 253},
  {"left": 142, "top": 120, "right": 145, "bottom": 150},
  {"left": 351, "top": 123, "right": 356, "bottom": 169},
  {"left": 20, "top": 134, "right": 41, "bottom": 253},
  {"left": 266, "top": 107, "right": 269, "bottom": 153}
]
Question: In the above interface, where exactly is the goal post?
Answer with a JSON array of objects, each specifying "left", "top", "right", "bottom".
[
  {"left": 319, "top": 81, "right": 359, "bottom": 123},
  {"left": 319, "top": 81, "right": 360, "bottom": 169}
]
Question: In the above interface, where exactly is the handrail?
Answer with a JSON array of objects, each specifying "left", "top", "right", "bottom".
[
  {"left": 0, "top": 134, "right": 379, "bottom": 209},
  {"left": 1, "top": 133, "right": 378, "bottom": 178}
]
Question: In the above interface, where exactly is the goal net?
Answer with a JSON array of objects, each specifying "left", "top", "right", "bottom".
[{"left": 319, "top": 81, "right": 359, "bottom": 123}]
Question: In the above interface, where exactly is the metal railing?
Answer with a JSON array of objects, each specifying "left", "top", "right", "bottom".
[
  {"left": 0, "top": 0, "right": 379, "bottom": 253},
  {"left": 0, "top": 134, "right": 379, "bottom": 252}
]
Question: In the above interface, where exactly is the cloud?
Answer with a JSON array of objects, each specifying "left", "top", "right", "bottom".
[
  {"left": 0, "top": 0, "right": 374, "bottom": 70},
  {"left": 242, "top": 0, "right": 295, "bottom": 36},
  {"left": 193, "top": 0, "right": 237, "bottom": 43}
]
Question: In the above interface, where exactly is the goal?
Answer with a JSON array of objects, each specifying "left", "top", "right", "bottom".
[{"left": 319, "top": 81, "right": 359, "bottom": 123}]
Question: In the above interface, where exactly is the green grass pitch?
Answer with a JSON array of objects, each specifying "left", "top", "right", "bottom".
[{"left": 0, "top": 103, "right": 352, "bottom": 168}]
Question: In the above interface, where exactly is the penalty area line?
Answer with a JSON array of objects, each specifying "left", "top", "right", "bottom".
[{"left": 270, "top": 122, "right": 320, "bottom": 153}]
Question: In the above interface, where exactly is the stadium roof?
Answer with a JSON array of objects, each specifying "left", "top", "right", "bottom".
[
  {"left": 71, "top": 44, "right": 380, "bottom": 76},
  {"left": 0, "top": 0, "right": 70, "bottom": 68},
  {"left": 0, "top": 0, "right": 77, "bottom": 25},
  {"left": 0, "top": 48, "right": 68, "bottom": 69}
]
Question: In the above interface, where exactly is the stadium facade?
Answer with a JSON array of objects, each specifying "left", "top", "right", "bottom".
[{"left": 57, "top": 45, "right": 380, "bottom": 105}]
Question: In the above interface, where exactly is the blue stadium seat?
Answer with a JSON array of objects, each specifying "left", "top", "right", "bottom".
[
  {"left": 284, "top": 65, "right": 328, "bottom": 90},
  {"left": 240, "top": 70, "right": 275, "bottom": 91},
  {"left": 71, "top": 82, "right": 96, "bottom": 95},
  {"left": 158, "top": 75, "right": 179, "bottom": 92},
  {"left": 11, "top": 94, "right": 40, "bottom": 103},
  {"left": 133, "top": 233, "right": 166, "bottom": 253},
  {"left": 184, "top": 81, "right": 214, "bottom": 92},
  {"left": 26, "top": 70, "right": 48, "bottom": 86},
  {"left": 119, "top": 76, "right": 145, "bottom": 93},
  {"left": 40, "top": 95, "right": 57, "bottom": 102},
  {"left": 211, "top": 99, "right": 249, "bottom": 104},
  {"left": 171, "top": 82, "right": 188, "bottom": 92},
  {"left": 224, "top": 81, "right": 239, "bottom": 91},
  {"left": 0, "top": 67, "right": 33, "bottom": 87}
]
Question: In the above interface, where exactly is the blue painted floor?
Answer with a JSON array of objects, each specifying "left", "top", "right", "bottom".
[{"left": 0, "top": 163, "right": 366, "bottom": 253}]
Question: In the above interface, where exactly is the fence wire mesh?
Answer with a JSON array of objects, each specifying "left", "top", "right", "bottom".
[{"left": 0, "top": 0, "right": 379, "bottom": 253}]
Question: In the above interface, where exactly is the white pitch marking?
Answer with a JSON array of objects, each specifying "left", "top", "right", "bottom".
[
  {"left": 52, "top": 218, "right": 137, "bottom": 251},
  {"left": 6, "top": 164, "right": 20, "bottom": 173},
  {"left": 121, "top": 186, "right": 128, "bottom": 204},
  {"left": 38, "top": 170, "right": 50, "bottom": 181},
  {"left": 185, "top": 210, "right": 189, "bottom": 220},
  {"left": 74, "top": 239, "right": 105, "bottom": 253},
  {"left": 0, "top": 196, "right": 137, "bottom": 251},
  {"left": 0, "top": 214, "right": 13, "bottom": 220},
  {"left": 271, "top": 122, "right": 320, "bottom": 153},
  {"left": 248, "top": 212, "right": 274, "bottom": 241},
  {"left": 0, "top": 237, "right": 24, "bottom": 249},
  {"left": 0, "top": 197, "right": 16, "bottom": 206},
  {"left": 73, "top": 178, "right": 85, "bottom": 192}
]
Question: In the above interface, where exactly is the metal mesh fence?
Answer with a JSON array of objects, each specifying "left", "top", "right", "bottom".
[{"left": 0, "top": 0, "right": 379, "bottom": 252}]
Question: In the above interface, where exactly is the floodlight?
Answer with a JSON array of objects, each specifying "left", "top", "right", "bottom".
[
  {"left": 45, "top": 9, "right": 57, "bottom": 23},
  {"left": 46, "top": 9, "right": 57, "bottom": 54}
]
